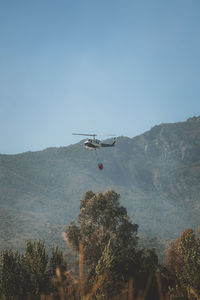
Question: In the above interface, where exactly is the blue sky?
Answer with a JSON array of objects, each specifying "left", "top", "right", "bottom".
[{"left": 0, "top": 0, "right": 200, "bottom": 154}]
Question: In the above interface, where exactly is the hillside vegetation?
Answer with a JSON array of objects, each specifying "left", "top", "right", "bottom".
[{"left": 1, "top": 116, "right": 200, "bottom": 250}]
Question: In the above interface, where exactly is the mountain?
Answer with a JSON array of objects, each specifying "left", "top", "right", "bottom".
[{"left": 1, "top": 116, "right": 200, "bottom": 251}]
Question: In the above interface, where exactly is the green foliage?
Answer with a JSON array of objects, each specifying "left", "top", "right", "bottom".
[
  {"left": 0, "top": 249, "right": 22, "bottom": 300},
  {"left": 66, "top": 190, "right": 163, "bottom": 299},
  {"left": 0, "top": 240, "right": 66, "bottom": 300},
  {"left": 22, "top": 240, "right": 49, "bottom": 298},
  {"left": 166, "top": 229, "right": 200, "bottom": 299},
  {"left": 49, "top": 245, "right": 67, "bottom": 277}
]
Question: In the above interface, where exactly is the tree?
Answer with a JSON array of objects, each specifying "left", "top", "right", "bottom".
[
  {"left": 49, "top": 245, "right": 67, "bottom": 277},
  {"left": 0, "top": 249, "right": 23, "bottom": 300},
  {"left": 0, "top": 240, "right": 68, "bottom": 300},
  {"left": 22, "top": 240, "right": 49, "bottom": 299},
  {"left": 47, "top": 245, "right": 70, "bottom": 299},
  {"left": 66, "top": 190, "right": 144, "bottom": 298},
  {"left": 166, "top": 229, "right": 200, "bottom": 299}
]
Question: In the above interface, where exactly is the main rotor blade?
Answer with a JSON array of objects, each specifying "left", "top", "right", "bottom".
[
  {"left": 72, "top": 133, "right": 97, "bottom": 137},
  {"left": 97, "top": 134, "right": 116, "bottom": 137}
]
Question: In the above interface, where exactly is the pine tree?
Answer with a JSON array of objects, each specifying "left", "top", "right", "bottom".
[
  {"left": 0, "top": 249, "right": 22, "bottom": 300},
  {"left": 22, "top": 240, "right": 49, "bottom": 299},
  {"left": 49, "top": 245, "right": 67, "bottom": 277}
]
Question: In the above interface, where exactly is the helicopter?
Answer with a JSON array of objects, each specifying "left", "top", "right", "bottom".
[{"left": 72, "top": 133, "right": 116, "bottom": 150}]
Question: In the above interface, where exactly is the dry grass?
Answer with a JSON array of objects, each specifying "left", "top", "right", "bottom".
[
  {"left": 39, "top": 237, "right": 171, "bottom": 300},
  {"left": 40, "top": 271, "right": 171, "bottom": 300}
]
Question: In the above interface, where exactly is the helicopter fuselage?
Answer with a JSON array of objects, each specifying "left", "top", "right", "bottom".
[
  {"left": 84, "top": 138, "right": 101, "bottom": 149},
  {"left": 84, "top": 138, "right": 115, "bottom": 150}
]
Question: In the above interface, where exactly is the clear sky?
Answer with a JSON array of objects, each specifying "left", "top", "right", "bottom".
[{"left": 0, "top": 0, "right": 200, "bottom": 154}]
